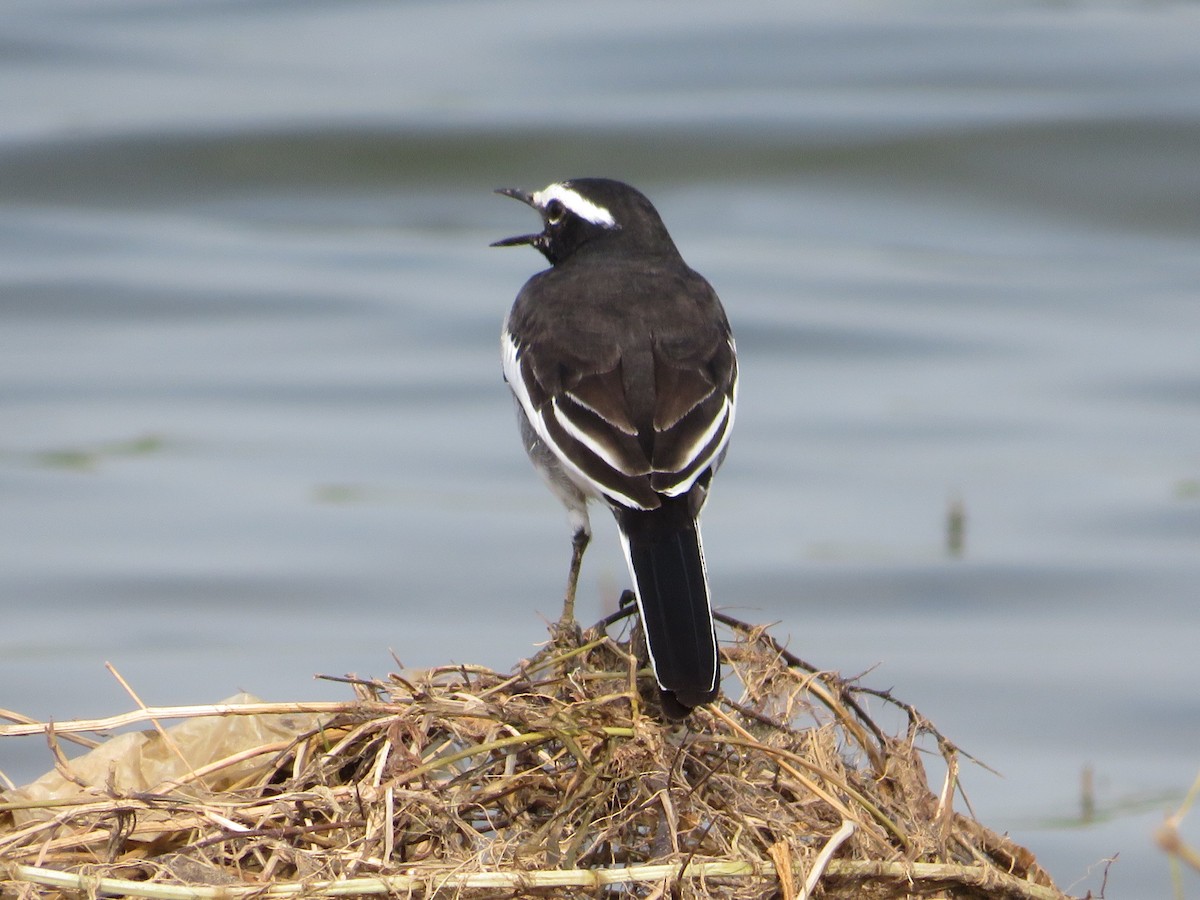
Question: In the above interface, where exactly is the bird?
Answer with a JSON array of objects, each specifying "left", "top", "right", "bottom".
[{"left": 492, "top": 178, "right": 737, "bottom": 719}]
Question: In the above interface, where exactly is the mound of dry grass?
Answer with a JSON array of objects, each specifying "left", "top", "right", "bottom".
[{"left": 1, "top": 614, "right": 1072, "bottom": 899}]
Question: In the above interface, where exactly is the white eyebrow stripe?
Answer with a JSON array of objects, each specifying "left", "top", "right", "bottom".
[{"left": 533, "top": 184, "right": 617, "bottom": 228}]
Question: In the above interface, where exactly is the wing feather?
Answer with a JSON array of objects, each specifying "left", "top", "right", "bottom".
[
  {"left": 503, "top": 330, "right": 659, "bottom": 509},
  {"left": 563, "top": 368, "right": 639, "bottom": 435}
]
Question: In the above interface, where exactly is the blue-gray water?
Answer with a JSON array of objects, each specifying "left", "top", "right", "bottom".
[{"left": 3, "top": 1, "right": 1199, "bottom": 895}]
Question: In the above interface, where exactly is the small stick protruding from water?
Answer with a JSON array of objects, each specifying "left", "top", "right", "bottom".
[
  {"left": 946, "top": 495, "right": 966, "bottom": 558},
  {"left": 1080, "top": 764, "right": 1095, "bottom": 823}
]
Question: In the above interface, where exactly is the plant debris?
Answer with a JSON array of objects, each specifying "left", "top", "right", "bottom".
[{"left": 0, "top": 614, "right": 1073, "bottom": 899}]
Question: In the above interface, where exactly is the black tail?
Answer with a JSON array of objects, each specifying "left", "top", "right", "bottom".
[{"left": 615, "top": 497, "right": 719, "bottom": 718}]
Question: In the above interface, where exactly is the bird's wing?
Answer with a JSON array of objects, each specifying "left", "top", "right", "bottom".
[
  {"left": 503, "top": 328, "right": 660, "bottom": 509},
  {"left": 648, "top": 331, "right": 737, "bottom": 496},
  {"left": 503, "top": 270, "right": 736, "bottom": 510}
]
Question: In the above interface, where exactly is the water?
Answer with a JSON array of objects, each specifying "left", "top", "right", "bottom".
[{"left": 3, "top": 1, "right": 1200, "bottom": 895}]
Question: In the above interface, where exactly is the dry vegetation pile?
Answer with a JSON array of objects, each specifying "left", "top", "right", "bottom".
[{"left": 1, "top": 614, "right": 1073, "bottom": 899}]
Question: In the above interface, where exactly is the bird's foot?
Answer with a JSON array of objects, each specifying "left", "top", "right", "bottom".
[{"left": 550, "top": 607, "right": 582, "bottom": 648}]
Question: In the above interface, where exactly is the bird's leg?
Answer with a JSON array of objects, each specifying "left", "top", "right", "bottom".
[{"left": 559, "top": 526, "right": 590, "bottom": 632}]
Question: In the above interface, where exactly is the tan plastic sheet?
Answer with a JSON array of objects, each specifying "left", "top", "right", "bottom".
[{"left": 9, "top": 692, "right": 322, "bottom": 825}]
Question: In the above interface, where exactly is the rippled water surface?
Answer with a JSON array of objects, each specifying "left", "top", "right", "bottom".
[{"left": 3, "top": 2, "right": 1200, "bottom": 895}]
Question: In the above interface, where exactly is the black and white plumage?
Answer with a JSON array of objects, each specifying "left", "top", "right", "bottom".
[{"left": 492, "top": 178, "right": 737, "bottom": 719}]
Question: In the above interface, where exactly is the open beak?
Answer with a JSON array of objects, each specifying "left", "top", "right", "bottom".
[{"left": 490, "top": 187, "right": 542, "bottom": 248}]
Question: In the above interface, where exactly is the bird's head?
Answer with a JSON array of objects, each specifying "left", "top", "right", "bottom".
[{"left": 491, "top": 178, "right": 676, "bottom": 265}]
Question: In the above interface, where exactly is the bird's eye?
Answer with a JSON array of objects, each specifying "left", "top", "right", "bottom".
[{"left": 544, "top": 199, "right": 566, "bottom": 224}]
